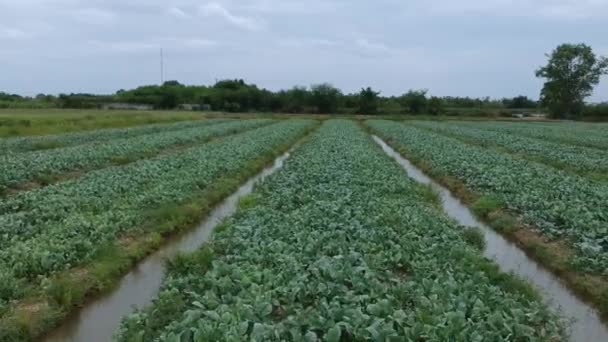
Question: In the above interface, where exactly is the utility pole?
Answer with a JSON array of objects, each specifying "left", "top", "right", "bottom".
[{"left": 160, "top": 48, "right": 164, "bottom": 85}]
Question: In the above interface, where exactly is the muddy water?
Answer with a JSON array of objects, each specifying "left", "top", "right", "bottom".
[
  {"left": 42, "top": 151, "right": 292, "bottom": 342},
  {"left": 372, "top": 135, "right": 608, "bottom": 342}
]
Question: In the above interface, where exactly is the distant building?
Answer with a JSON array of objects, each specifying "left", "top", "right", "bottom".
[
  {"left": 178, "top": 104, "right": 201, "bottom": 111},
  {"left": 102, "top": 103, "right": 153, "bottom": 110},
  {"left": 178, "top": 104, "right": 212, "bottom": 111}
]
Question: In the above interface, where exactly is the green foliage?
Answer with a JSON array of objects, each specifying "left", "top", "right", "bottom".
[
  {"left": 278, "top": 86, "right": 310, "bottom": 113},
  {"left": 166, "top": 248, "right": 214, "bottom": 275},
  {"left": 45, "top": 276, "right": 87, "bottom": 307},
  {"left": 427, "top": 96, "right": 444, "bottom": 115},
  {"left": 400, "top": 89, "right": 428, "bottom": 114},
  {"left": 158, "top": 89, "right": 178, "bottom": 109},
  {"left": 472, "top": 196, "right": 503, "bottom": 217},
  {"left": 116, "top": 120, "right": 563, "bottom": 341},
  {"left": 3, "top": 79, "right": 563, "bottom": 118},
  {"left": 410, "top": 120, "right": 608, "bottom": 178},
  {"left": 310, "top": 83, "right": 342, "bottom": 113},
  {"left": 536, "top": 43, "right": 608, "bottom": 118},
  {"left": 56, "top": 94, "right": 106, "bottom": 108},
  {"left": 582, "top": 103, "right": 608, "bottom": 120},
  {"left": 448, "top": 120, "right": 608, "bottom": 150},
  {"left": 489, "top": 213, "right": 518, "bottom": 234},
  {"left": 0, "top": 119, "right": 227, "bottom": 154},
  {"left": 502, "top": 95, "right": 537, "bottom": 109},
  {"left": 460, "top": 228, "right": 486, "bottom": 251},
  {"left": 0, "top": 110, "right": 205, "bottom": 138},
  {"left": 369, "top": 120, "right": 608, "bottom": 274},
  {"left": 0, "top": 120, "right": 271, "bottom": 191},
  {"left": 0, "top": 120, "right": 316, "bottom": 307},
  {"left": 358, "top": 87, "right": 380, "bottom": 114},
  {"left": 238, "top": 194, "right": 259, "bottom": 210}
]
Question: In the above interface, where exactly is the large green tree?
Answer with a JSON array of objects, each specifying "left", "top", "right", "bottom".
[
  {"left": 401, "top": 89, "right": 428, "bottom": 114},
  {"left": 310, "top": 83, "right": 342, "bottom": 113},
  {"left": 536, "top": 43, "right": 608, "bottom": 118},
  {"left": 427, "top": 96, "right": 444, "bottom": 115},
  {"left": 358, "top": 87, "right": 380, "bottom": 114}
]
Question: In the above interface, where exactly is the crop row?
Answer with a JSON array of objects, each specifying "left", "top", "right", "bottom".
[
  {"left": 0, "top": 120, "right": 316, "bottom": 313},
  {"left": 368, "top": 120, "right": 608, "bottom": 275},
  {"left": 0, "top": 119, "right": 272, "bottom": 193},
  {"left": 455, "top": 121, "right": 608, "bottom": 150},
  {"left": 116, "top": 120, "right": 563, "bottom": 341},
  {"left": 0, "top": 119, "right": 227, "bottom": 155},
  {"left": 408, "top": 120, "right": 608, "bottom": 179}
]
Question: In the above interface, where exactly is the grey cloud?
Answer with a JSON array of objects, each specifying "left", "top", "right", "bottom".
[
  {"left": 0, "top": 28, "right": 31, "bottom": 40},
  {"left": 0, "top": 0, "right": 606, "bottom": 101},
  {"left": 199, "top": 2, "right": 265, "bottom": 31},
  {"left": 71, "top": 7, "right": 116, "bottom": 25},
  {"left": 168, "top": 7, "right": 190, "bottom": 19},
  {"left": 419, "top": 0, "right": 608, "bottom": 19}
]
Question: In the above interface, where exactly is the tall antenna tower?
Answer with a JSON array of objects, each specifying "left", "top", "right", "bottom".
[{"left": 160, "top": 48, "right": 164, "bottom": 85}]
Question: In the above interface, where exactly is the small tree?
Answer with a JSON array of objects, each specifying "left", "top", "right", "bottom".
[
  {"left": 401, "top": 89, "right": 428, "bottom": 114},
  {"left": 427, "top": 96, "right": 444, "bottom": 115},
  {"left": 503, "top": 95, "right": 537, "bottom": 109},
  {"left": 310, "top": 83, "right": 342, "bottom": 113},
  {"left": 284, "top": 86, "right": 310, "bottom": 113},
  {"left": 358, "top": 87, "right": 380, "bottom": 114},
  {"left": 536, "top": 43, "right": 608, "bottom": 118},
  {"left": 163, "top": 80, "right": 183, "bottom": 87},
  {"left": 158, "top": 90, "right": 178, "bottom": 109}
]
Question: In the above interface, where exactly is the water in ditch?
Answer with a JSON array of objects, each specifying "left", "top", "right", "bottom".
[
  {"left": 42, "top": 136, "right": 608, "bottom": 342},
  {"left": 42, "top": 151, "right": 292, "bottom": 342},
  {"left": 372, "top": 135, "right": 608, "bottom": 342}
]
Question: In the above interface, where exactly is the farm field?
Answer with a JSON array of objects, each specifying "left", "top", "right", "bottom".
[
  {"left": 0, "top": 119, "right": 232, "bottom": 155},
  {"left": 0, "top": 109, "right": 208, "bottom": 137},
  {"left": 0, "top": 118, "right": 316, "bottom": 340},
  {"left": 408, "top": 120, "right": 608, "bottom": 180},
  {"left": 0, "top": 115, "right": 606, "bottom": 341},
  {"left": 367, "top": 120, "right": 608, "bottom": 315},
  {"left": 452, "top": 120, "right": 608, "bottom": 150},
  {"left": 116, "top": 120, "right": 563, "bottom": 341},
  {"left": 0, "top": 119, "right": 273, "bottom": 194}
]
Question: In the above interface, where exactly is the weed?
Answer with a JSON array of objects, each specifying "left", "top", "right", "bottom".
[
  {"left": 460, "top": 228, "right": 486, "bottom": 250},
  {"left": 471, "top": 196, "right": 503, "bottom": 217}
]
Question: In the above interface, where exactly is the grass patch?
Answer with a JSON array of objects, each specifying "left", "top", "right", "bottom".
[
  {"left": 471, "top": 196, "right": 503, "bottom": 217},
  {"left": 147, "top": 203, "right": 204, "bottom": 236},
  {"left": 166, "top": 247, "right": 214, "bottom": 275},
  {"left": 480, "top": 262, "right": 541, "bottom": 302},
  {"left": 212, "top": 222, "right": 232, "bottom": 236},
  {"left": 30, "top": 141, "right": 65, "bottom": 151},
  {"left": 33, "top": 174, "right": 58, "bottom": 187},
  {"left": 487, "top": 211, "right": 518, "bottom": 233},
  {"left": 414, "top": 184, "right": 440, "bottom": 207},
  {"left": 45, "top": 278, "right": 87, "bottom": 308},
  {"left": 238, "top": 193, "right": 260, "bottom": 210},
  {"left": 110, "top": 155, "right": 138, "bottom": 166},
  {"left": 0, "top": 109, "right": 206, "bottom": 137},
  {"left": 460, "top": 228, "right": 486, "bottom": 251}
]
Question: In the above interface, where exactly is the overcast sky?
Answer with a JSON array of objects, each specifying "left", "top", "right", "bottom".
[{"left": 1, "top": 0, "right": 607, "bottom": 101}]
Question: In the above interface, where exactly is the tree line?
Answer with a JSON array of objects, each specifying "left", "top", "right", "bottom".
[
  {"left": 0, "top": 82, "right": 540, "bottom": 117},
  {"left": 536, "top": 43, "right": 608, "bottom": 119},
  {"left": 1, "top": 43, "right": 606, "bottom": 119}
]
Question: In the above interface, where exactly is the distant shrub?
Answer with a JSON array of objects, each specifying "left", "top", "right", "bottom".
[
  {"left": 460, "top": 228, "right": 486, "bottom": 250},
  {"left": 582, "top": 103, "right": 608, "bottom": 120},
  {"left": 472, "top": 196, "right": 503, "bottom": 217}
]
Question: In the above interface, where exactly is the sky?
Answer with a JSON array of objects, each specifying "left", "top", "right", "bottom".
[{"left": 1, "top": 0, "right": 607, "bottom": 101}]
